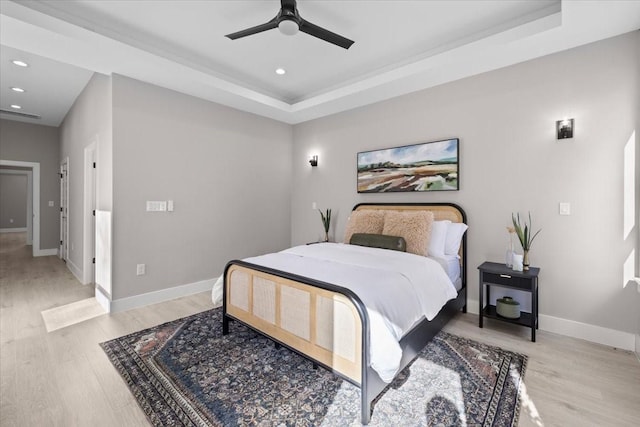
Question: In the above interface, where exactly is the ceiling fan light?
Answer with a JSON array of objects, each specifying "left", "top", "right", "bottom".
[{"left": 278, "top": 19, "right": 299, "bottom": 36}]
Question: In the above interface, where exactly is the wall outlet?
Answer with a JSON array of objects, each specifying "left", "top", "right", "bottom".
[
  {"left": 559, "top": 202, "right": 571, "bottom": 216},
  {"left": 48, "top": 201, "right": 54, "bottom": 207},
  {"left": 9, "top": 218, "right": 13, "bottom": 223},
  {"left": 312, "top": 202, "right": 317, "bottom": 210},
  {"left": 136, "top": 263, "right": 146, "bottom": 275}
]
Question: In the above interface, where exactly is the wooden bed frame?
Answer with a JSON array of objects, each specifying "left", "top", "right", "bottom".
[{"left": 223, "top": 203, "right": 467, "bottom": 424}]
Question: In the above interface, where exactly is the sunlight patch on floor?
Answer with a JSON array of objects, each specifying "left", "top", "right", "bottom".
[
  {"left": 320, "top": 360, "right": 465, "bottom": 426},
  {"left": 512, "top": 366, "right": 544, "bottom": 426},
  {"left": 41, "top": 297, "right": 106, "bottom": 332}
]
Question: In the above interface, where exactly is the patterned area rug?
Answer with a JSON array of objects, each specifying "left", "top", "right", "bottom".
[{"left": 101, "top": 308, "right": 527, "bottom": 426}]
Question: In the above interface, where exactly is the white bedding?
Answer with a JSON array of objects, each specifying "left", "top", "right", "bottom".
[
  {"left": 429, "top": 254, "right": 462, "bottom": 290},
  {"left": 218, "top": 243, "right": 457, "bottom": 383}
]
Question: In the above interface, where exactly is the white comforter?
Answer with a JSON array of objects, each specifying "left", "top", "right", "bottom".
[{"left": 236, "top": 243, "right": 458, "bottom": 383}]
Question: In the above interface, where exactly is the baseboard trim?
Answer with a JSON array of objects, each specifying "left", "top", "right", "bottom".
[
  {"left": 467, "top": 298, "right": 635, "bottom": 351},
  {"left": 540, "top": 313, "right": 635, "bottom": 351},
  {"left": 109, "top": 278, "right": 215, "bottom": 313},
  {"left": 0, "top": 227, "right": 27, "bottom": 233},
  {"left": 34, "top": 248, "right": 58, "bottom": 257},
  {"left": 66, "top": 258, "right": 83, "bottom": 282}
]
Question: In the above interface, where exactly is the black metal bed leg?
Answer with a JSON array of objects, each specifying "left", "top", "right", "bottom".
[
  {"left": 222, "top": 315, "right": 230, "bottom": 335},
  {"left": 462, "top": 304, "right": 467, "bottom": 313},
  {"left": 361, "top": 398, "right": 371, "bottom": 425}
]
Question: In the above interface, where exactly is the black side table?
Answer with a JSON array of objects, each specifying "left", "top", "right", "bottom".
[{"left": 478, "top": 261, "right": 540, "bottom": 342}]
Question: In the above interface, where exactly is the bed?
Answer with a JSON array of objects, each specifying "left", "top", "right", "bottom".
[{"left": 222, "top": 203, "right": 467, "bottom": 424}]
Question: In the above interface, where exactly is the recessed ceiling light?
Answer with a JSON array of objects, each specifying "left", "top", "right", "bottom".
[
  {"left": 275, "top": 68, "right": 286, "bottom": 75},
  {"left": 11, "top": 60, "right": 28, "bottom": 67},
  {"left": 11, "top": 87, "right": 25, "bottom": 93},
  {"left": 10, "top": 104, "right": 22, "bottom": 109}
]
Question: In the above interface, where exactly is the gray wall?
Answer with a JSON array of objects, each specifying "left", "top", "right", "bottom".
[
  {"left": 290, "top": 32, "right": 639, "bottom": 334},
  {"left": 0, "top": 173, "right": 28, "bottom": 228},
  {"left": 59, "top": 73, "right": 113, "bottom": 274},
  {"left": 0, "top": 119, "right": 60, "bottom": 249},
  {"left": 111, "top": 75, "right": 292, "bottom": 299}
]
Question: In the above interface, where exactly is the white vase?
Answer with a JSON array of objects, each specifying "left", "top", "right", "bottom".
[
  {"left": 512, "top": 254, "right": 524, "bottom": 272},
  {"left": 505, "top": 236, "right": 514, "bottom": 267}
]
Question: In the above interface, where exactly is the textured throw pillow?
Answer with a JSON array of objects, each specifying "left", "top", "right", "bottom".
[
  {"left": 444, "top": 222, "right": 469, "bottom": 256},
  {"left": 428, "top": 220, "right": 451, "bottom": 258},
  {"left": 350, "top": 233, "right": 407, "bottom": 252},
  {"left": 382, "top": 210, "right": 434, "bottom": 256},
  {"left": 343, "top": 210, "right": 386, "bottom": 243}
]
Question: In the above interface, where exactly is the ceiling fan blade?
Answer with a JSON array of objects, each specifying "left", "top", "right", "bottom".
[
  {"left": 299, "top": 19, "right": 354, "bottom": 50},
  {"left": 225, "top": 17, "right": 278, "bottom": 40}
]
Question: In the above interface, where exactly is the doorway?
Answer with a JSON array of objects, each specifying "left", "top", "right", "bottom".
[
  {"left": 0, "top": 168, "right": 32, "bottom": 242},
  {"left": 0, "top": 160, "right": 40, "bottom": 257}
]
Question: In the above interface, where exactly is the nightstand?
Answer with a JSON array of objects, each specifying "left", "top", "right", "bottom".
[{"left": 478, "top": 261, "right": 540, "bottom": 342}]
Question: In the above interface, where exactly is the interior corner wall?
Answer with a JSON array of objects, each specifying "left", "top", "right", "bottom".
[
  {"left": 59, "top": 72, "right": 113, "bottom": 275},
  {"left": 290, "top": 31, "right": 640, "bottom": 335},
  {"left": 0, "top": 119, "right": 60, "bottom": 248},
  {"left": 110, "top": 74, "right": 292, "bottom": 300}
]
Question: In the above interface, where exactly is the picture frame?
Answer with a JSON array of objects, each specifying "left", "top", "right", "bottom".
[{"left": 357, "top": 138, "right": 459, "bottom": 193}]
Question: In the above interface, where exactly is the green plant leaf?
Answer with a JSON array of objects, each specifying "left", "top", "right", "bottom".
[
  {"left": 318, "top": 208, "right": 331, "bottom": 232},
  {"left": 512, "top": 211, "right": 541, "bottom": 251}
]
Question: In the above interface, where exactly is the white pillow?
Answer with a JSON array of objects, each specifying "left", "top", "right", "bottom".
[
  {"left": 428, "top": 220, "right": 450, "bottom": 258},
  {"left": 444, "top": 222, "right": 468, "bottom": 256}
]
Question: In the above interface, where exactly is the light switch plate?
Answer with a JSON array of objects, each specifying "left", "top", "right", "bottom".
[
  {"left": 559, "top": 202, "right": 571, "bottom": 215},
  {"left": 146, "top": 201, "right": 167, "bottom": 212}
]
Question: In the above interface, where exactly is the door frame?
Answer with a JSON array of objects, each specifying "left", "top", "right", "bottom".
[
  {"left": 0, "top": 159, "right": 40, "bottom": 256},
  {"left": 83, "top": 140, "right": 98, "bottom": 285},
  {"left": 60, "top": 158, "right": 69, "bottom": 262}
]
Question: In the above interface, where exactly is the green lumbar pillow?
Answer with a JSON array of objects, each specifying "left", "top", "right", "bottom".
[{"left": 350, "top": 233, "right": 407, "bottom": 252}]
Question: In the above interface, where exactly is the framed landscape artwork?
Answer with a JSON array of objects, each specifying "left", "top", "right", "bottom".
[{"left": 357, "top": 138, "right": 459, "bottom": 193}]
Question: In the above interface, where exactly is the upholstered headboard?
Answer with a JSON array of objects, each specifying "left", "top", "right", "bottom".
[{"left": 352, "top": 203, "right": 467, "bottom": 289}]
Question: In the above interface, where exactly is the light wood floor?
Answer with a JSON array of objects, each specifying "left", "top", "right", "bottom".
[{"left": 1, "top": 233, "right": 639, "bottom": 426}]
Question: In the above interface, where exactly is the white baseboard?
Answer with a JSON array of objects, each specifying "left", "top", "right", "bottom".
[
  {"left": 0, "top": 227, "right": 27, "bottom": 233},
  {"left": 35, "top": 248, "right": 58, "bottom": 257},
  {"left": 66, "top": 258, "right": 83, "bottom": 282},
  {"left": 109, "top": 278, "right": 215, "bottom": 313},
  {"left": 541, "top": 313, "right": 636, "bottom": 351},
  {"left": 467, "top": 298, "right": 636, "bottom": 352}
]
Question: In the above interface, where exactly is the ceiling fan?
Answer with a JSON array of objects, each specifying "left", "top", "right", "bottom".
[{"left": 225, "top": 0, "right": 354, "bottom": 50}]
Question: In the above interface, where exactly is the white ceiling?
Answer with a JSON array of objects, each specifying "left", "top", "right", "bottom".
[{"left": 1, "top": 0, "right": 639, "bottom": 127}]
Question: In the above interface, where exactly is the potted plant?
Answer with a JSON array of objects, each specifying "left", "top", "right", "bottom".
[
  {"left": 512, "top": 212, "right": 541, "bottom": 270},
  {"left": 319, "top": 208, "right": 331, "bottom": 242}
]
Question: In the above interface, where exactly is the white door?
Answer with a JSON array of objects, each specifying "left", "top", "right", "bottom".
[{"left": 59, "top": 159, "right": 69, "bottom": 261}]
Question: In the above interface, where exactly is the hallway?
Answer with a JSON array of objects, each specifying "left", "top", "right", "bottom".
[{"left": 0, "top": 232, "right": 213, "bottom": 425}]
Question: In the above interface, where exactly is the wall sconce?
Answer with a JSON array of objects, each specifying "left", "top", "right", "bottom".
[
  {"left": 309, "top": 155, "right": 318, "bottom": 167},
  {"left": 556, "top": 118, "right": 574, "bottom": 140}
]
